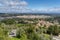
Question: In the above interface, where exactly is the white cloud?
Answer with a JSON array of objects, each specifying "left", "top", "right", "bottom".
[
  {"left": 4, "top": 0, "right": 28, "bottom": 6},
  {"left": 36, "top": 7, "right": 60, "bottom": 13},
  {"left": 0, "top": 0, "right": 29, "bottom": 13},
  {"left": 0, "top": 0, "right": 60, "bottom": 13}
]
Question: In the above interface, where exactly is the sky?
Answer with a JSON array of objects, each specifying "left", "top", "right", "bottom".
[{"left": 0, "top": 0, "right": 60, "bottom": 13}]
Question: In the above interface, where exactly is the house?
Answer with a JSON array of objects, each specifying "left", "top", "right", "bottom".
[{"left": 8, "top": 29, "right": 17, "bottom": 37}]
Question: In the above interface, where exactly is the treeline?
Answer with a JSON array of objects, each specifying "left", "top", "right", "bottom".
[{"left": 0, "top": 13, "right": 56, "bottom": 17}]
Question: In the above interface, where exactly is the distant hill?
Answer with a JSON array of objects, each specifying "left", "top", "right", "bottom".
[{"left": 0, "top": 13, "right": 60, "bottom": 17}]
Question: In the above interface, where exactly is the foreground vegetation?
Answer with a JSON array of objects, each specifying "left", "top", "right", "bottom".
[{"left": 0, "top": 18, "right": 60, "bottom": 40}]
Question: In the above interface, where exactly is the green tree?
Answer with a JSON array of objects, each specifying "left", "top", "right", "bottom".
[
  {"left": 47, "top": 25, "right": 59, "bottom": 36},
  {"left": 1, "top": 19, "right": 16, "bottom": 25}
]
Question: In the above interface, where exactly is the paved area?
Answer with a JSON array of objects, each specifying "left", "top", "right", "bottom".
[{"left": 53, "top": 36, "right": 60, "bottom": 40}]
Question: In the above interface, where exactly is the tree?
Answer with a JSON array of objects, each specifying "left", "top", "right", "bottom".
[
  {"left": 47, "top": 25, "right": 59, "bottom": 36},
  {"left": 1, "top": 19, "right": 16, "bottom": 25}
]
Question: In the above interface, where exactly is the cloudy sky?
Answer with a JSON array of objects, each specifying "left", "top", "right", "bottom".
[{"left": 0, "top": 0, "right": 60, "bottom": 13}]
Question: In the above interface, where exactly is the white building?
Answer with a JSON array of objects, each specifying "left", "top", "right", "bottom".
[{"left": 8, "top": 29, "right": 17, "bottom": 37}]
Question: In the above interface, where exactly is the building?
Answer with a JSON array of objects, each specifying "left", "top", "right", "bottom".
[{"left": 8, "top": 29, "right": 17, "bottom": 37}]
